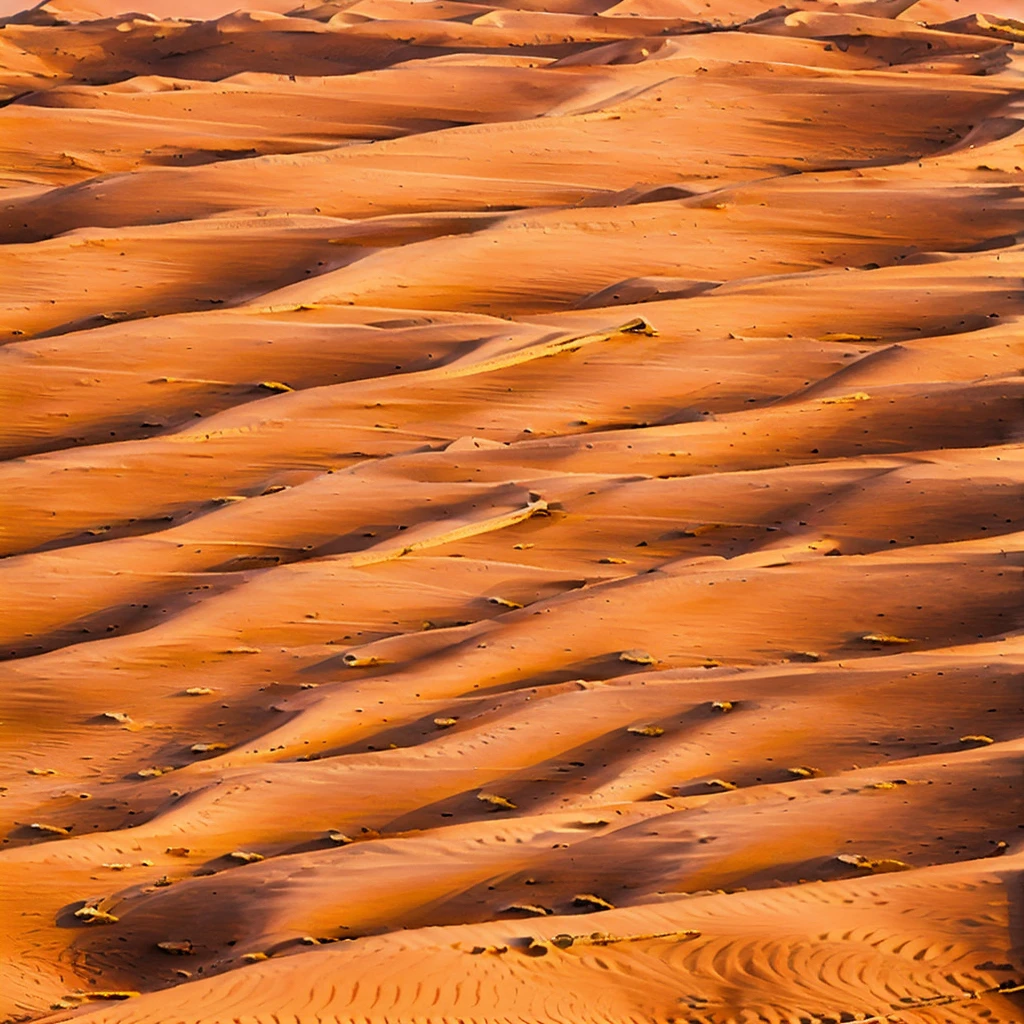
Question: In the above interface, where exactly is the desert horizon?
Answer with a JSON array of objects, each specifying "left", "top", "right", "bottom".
[{"left": 1, "top": 0, "right": 1023, "bottom": 1021}]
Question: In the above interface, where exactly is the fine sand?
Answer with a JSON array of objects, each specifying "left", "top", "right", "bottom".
[{"left": 1, "top": 0, "right": 1024, "bottom": 1022}]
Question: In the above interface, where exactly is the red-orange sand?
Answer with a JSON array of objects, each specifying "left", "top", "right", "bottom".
[{"left": 1, "top": 0, "right": 1024, "bottom": 1021}]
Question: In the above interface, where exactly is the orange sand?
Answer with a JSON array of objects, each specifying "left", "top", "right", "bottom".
[{"left": 1, "top": 0, "right": 1024, "bottom": 1021}]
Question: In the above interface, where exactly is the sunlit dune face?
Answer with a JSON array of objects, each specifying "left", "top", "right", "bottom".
[{"left": 2, "top": 0, "right": 1024, "bottom": 1021}]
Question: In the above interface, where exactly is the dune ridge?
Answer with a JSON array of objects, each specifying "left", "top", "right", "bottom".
[{"left": 1, "top": 0, "right": 1023, "bottom": 1021}]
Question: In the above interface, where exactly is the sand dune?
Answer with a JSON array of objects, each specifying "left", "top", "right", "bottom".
[{"left": 1, "top": 0, "right": 1023, "bottom": 1021}]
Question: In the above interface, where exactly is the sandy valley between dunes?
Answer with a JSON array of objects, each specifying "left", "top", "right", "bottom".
[{"left": 1, "top": 0, "right": 1024, "bottom": 1021}]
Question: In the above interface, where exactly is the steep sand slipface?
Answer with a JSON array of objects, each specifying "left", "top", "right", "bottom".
[{"left": 1, "top": 0, "right": 1024, "bottom": 1021}]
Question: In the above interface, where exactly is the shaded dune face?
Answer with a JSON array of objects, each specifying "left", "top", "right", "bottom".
[{"left": 2, "top": 0, "right": 1024, "bottom": 1022}]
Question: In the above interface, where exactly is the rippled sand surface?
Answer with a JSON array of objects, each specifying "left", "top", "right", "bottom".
[{"left": 2, "top": 0, "right": 1024, "bottom": 1021}]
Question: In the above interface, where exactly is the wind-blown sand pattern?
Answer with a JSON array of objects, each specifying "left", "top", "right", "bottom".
[{"left": 2, "top": 0, "right": 1024, "bottom": 1021}]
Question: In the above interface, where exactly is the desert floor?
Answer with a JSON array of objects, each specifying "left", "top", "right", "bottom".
[{"left": 1, "top": 0, "right": 1024, "bottom": 1021}]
